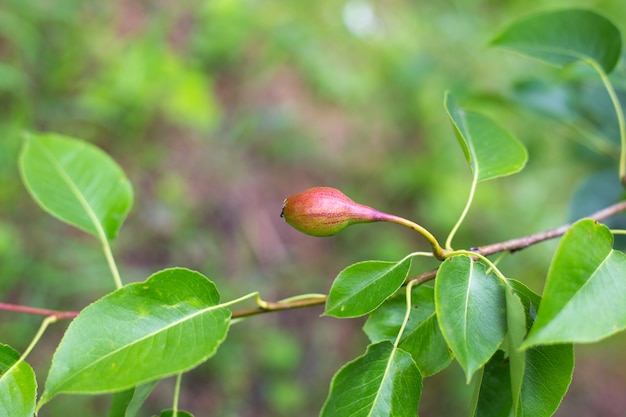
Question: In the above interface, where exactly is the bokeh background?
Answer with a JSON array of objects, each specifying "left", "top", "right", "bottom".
[{"left": 2, "top": 0, "right": 626, "bottom": 416}]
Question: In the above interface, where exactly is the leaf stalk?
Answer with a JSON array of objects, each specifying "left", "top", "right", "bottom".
[
  {"left": 384, "top": 215, "right": 446, "bottom": 260},
  {"left": 445, "top": 172, "right": 478, "bottom": 251}
]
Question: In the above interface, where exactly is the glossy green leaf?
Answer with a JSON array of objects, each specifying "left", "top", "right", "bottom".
[
  {"left": 524, "top": 219, "right": 626, "bottom": 346},
  {"left": 472, "top": 351, "right": 512, "bottom": 417},
  {"left": 325, "top": 257, "right": 412, "bottom": 318},
  {"left": 20, "top": 132, "right": 133, "bottom": 241},
  {"left": 320, "top": 341, "right": 421, "bottom": 417},
  {"left": 0, "top": 344, "right": 37, "bottom": 417},
  {"left": 108, "top": 382, "right": 158, "bottom": 417},
  {"left": 39, "top": 268, "right": 231, "bottom": 408},
  {"left": 364, "top": 285, "right": 453, "bottom": 376},
  {"left": 435, "top": 255, "right": 506, "bottom": 382},
  {"left": 509, "top": 280, "right": 574, "bottom": 417},
  {"left": 445, "top": 93, "right": 527, "bottom": 182},
  {"left": 491, "top": 9, "right": 622, "bottom": 74}
]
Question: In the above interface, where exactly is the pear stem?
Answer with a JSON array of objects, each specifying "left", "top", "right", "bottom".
[{"left": 377, "top": 213, "right": 446, "bottom": 260}]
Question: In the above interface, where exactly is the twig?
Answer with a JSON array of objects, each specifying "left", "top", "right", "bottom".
[
  {"left": 231, "top": 296, "right": 326, "bottom": 319},
  {"left": 403, "top": 200, "right": 626, "bottom": 284},
  {"left": 473, "top": 200, "right": 626, "bottom": 256},
  {"left": 404, "top": 268, "right": 438, "bottom": 285},
  {"left": 5, "top": 201, "right": 626, "bottom": 321},
  {"left": 0, "top": 303, "right": 79, "bottom": 320}
]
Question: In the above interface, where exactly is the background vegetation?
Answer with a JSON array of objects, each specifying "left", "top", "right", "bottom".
[{"left": 2, "top": 0, "right": 626, "bottom": 416}]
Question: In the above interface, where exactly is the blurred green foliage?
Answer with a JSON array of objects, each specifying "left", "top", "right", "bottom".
[{"left": 2, "top": 0, "right": 626, "bottom": 416}]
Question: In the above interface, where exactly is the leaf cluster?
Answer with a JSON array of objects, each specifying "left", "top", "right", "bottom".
[{"left": 2, "top": 8, "right": 626, "bottom": 417}]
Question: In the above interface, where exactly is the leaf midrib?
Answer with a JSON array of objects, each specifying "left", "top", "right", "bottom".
[
  {"left": 38, "top": 139, "right": 109, "bottom": 243},
  {"left": 53, "top": 302, "right": 229, "bottom": 390},
  {"left": 462, "top": 259, "right": 474, "bottom": 359},
  {"left": 330, "top": 260, "right": 409, "bottom": 314},
  {"left": 367, "top": 344, "right": 397, "bottom": 417}
]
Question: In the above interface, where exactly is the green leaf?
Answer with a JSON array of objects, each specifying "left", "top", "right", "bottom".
[
  {"left": 0, "top": 344, "right": 37, "bottom": 417},
  {"left": 472, "top": 351, "right": 512, "bottom": 417},
  {"left": 109, "top": 390, "right": 135, "bottom": 417},
  {"left": 435, "top": 255, "right": 506, "bottom": 382},
  {"left": 20, "top": 132, "right": 133, "bottom": 241},
  {"left": 517, "top": 344, "right": 573, "bottom": 417},
  {"left": 39, "top": 268, "right": 231, "bottom": 407},
  {"left": 569, "top": 170, "right": 626, "bottom": 230},
  {"left": 509, "top": 280, "right": 574, "bottom": 417},
  {"left": 108, "top": 382, "right": 158, "bottom": 417},
  {"left": 325, "top": 258, "right": 412, "bottom": 318},
  {"left": 445, "top": 93, "right": 528, "bottom": 182},
  {"left": 491, "top": 9, "right": 622, "bottom": 74},
  {"left": 524, "top": 219, "right": 626, "bottom": 346},
  {"left": 472, "top": 346, "right": 573, "bottom": 417},
  {"left": 504, "top": 284, "right": 526, "bottom": 412},
  {"left": 364, "top": 285, "right": 453, "bottom": 376},
  {"left": 520, "top": 344, "right": 574, "bottom": 416},
  {"left": 506, "top": 280, "right": 541, "bottom": 322},
  {"left": 472, "top": 281, "right": 574, "bottom": 417},
  {"left": 320, "top": 341, "right": 421, "bottom": 417}
]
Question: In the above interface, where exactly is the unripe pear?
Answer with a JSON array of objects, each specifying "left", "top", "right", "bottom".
[{"left": 280, "top": 187, "right": 395, "bottom": 237}]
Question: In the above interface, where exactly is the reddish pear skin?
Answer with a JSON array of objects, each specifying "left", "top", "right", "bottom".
[{"left": 280, "top": 187, "right": 396, "bottom": 237}]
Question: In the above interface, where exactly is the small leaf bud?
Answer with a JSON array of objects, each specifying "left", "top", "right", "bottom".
[{"left": 280, "top": 187, "right": 393, "bottom": 237}]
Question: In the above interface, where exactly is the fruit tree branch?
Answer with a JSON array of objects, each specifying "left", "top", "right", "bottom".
[{"left": 473, "top": 200, "right": 626, "bottom": 256}]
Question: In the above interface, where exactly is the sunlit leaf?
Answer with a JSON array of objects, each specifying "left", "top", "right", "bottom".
[
  {"left": 491, "top": 9, "right": 622, "bottom": 74},
  {"left": 445, "top": 93, "right": 528, "bottom": 182},
  {"left": 39, "top": 268, "right": 231, "bottom": 408},
  {"left": 524, "top": 219, "right": 626, "bottom": 346},
  {"left": 325, "top": 258, "right": 412, "bottom": 318},
  {"left": 0, "top": 344, "right": 37, "bottom": 417},
  {"left": 320, "top": 341, "right": 421, "bottom": 417},
  {"left": 435, "top": 255, "right": 506, "bottom": 382},
  {"left": 364, "top": 285, "right": 452, "bottom": 376},
  {"left": 20, "top": 132, "right": 133, "bottom": 240}
]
